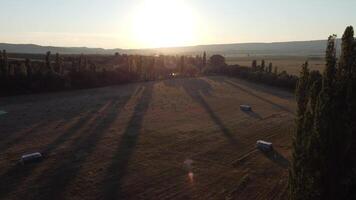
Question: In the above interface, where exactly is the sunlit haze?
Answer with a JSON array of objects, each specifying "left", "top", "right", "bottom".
[
  {"left": 131, "top": 0, "right": 197, "bottom": 48},
  {"left": 1, "top": 0, "right": 356, "bottom": 49}
]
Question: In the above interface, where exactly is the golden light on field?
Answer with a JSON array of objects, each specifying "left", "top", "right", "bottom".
[{"left": 131, "top": 0, "right": 197, "bottom": 48}]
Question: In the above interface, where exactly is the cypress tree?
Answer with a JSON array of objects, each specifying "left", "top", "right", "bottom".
[
  {"left": 308, "top": 71, "right": 322, "bottom": 111},
  {"left": 261, "top": 60, "right": 265, "bottom": 71},
  {"left": 339, "top": 26, "right": 356, "bottom": 199},
  {"left": 311, "top": 35, "right": 341, "bottom": 199},
  {"left": 45, "top": 51, "right": 53, "bottom": 73},
  {"left": 339, "top": 26, "right": 354, "bottom": 78},
  {"left": 3, "top": 50, "right": 8, "bottom": 77},
  {"left": 55, "top": 53, "right": 62, "bottom": 74},
  {"left": 25, "top": 58, "right": 32, "bottom": 79},
  {"left": 289, "top": 62, "right": 311, "bottom": 200},
  {"left": 252, "top": 60, "right": 257, "bottom": 71},
  {"left": 0, "top": 51, "right": 3, "bottom": 78},
  {"left": 304, "top": 69, "right": 323, "bottom": 200},
  {"left": 309, "top": 28, "right": 356, "bottom": 200},
  {"left": 84, "top": 56, "right": 88, "bottom": 71},
  {"left": 289, "top": 32, "right": 356, "bottom": 199},
  {"left": 180, "top": 56, "right": 185, "bottom": 74},
  {"left": 268, "top": 62, "right": 273, "bottom": 73},
  {"left": 348, "top": 34, "right": 356, "bottom": 199},
  {"left": 274, "top": 66, "right": 278, "bottom": 75},
  {"left": 78, "top": 54, "right": 84, "bottom": 72},
  {"left": 203, "top": 51, "right": 207, "bottom": 68}
]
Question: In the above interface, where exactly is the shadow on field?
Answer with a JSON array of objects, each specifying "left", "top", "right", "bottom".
[
  {"left": 242, "top": 110, "right": 263, "bottom": 120},
  {"left": 261, "top": 149, "right": 290, "bottom": 169},
  {"left": 164, "top": 78, "right": 238, "bottom": 145},
  {"left": 208, "top": 76, "right": 294, "bottom": 100},
  {"left": 0, "top": 85, "right": 139, "bottom": 200},
  {"left": 208, "top": 76, "right": 294, "bottom": 114},
  {"left": 102, "top": 83, "right": 154, "bottom": 200},
  {"left": 0, "top": 111, "right": 99, "bottom": 199},
  {"left": 0, "top": 121, "right": 48, "bottom": 152},
  {"left": 0, "top": 88, "right": 127, "bottom": 150}
]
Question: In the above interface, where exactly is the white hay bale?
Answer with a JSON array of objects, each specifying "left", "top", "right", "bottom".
[
  {"left": 256, "top": 140, "right": 273, "bottom": 151},
  {"left": 21, "top": 152, "right": 43, "bottom": 164},
  {"left": 240, "top": 105, "right": 252, "bottom": 111},
  {"left": 0, "top": 110, "right": 7, "bottom": 115}
]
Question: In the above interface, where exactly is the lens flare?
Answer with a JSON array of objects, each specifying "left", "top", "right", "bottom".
[{"left": 188, "top": 172, "right": 194, "bottom": 183}]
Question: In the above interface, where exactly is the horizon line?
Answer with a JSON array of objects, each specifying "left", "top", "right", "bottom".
[{"left": 0, "top": 38, "right": 336, "bottom": 51}]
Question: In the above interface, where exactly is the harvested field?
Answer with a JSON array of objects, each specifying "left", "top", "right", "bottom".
[
  {"left": 226, "top": 56, "right": 325, "bottom": 75},
  {"left": 0, "top": 76, "right": 296, "bottom": 200}
]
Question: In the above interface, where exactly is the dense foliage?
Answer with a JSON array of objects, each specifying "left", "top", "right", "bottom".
[
  {"left": 290, "top": 26, "right": 356, "bottom": 200},
  {"left": 0, "top": 52, "right": 206, "bottom": 96},
  {"left": 207, "top": 58, "right": 298, "bottom": 91}
]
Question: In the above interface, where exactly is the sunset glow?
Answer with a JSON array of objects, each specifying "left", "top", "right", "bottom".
[
  {"left": 1, "top": 0, "right": 356, "bottom": 48},
  {"left": 131, "top": 0, "right": 197, "bottom": 48}
]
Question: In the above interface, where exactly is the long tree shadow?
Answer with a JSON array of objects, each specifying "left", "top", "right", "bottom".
[
  {"left": 260, "top": 149, "right": 290, "bottom": 169},
  {"left": 208, "top": 76, "right": 295, "bottom": 100},
  {"left": 0, "top": 85, "right": 139, "bottom": 200},
  {"left": 0, "top": 90, "right": 120, "bottom": 151},
  {"left": 242, "top": 110, "right": 263, "bottom": 120},
  {"left": 164, "top": 78, "right": 238, "bottom": 145},
  {"left": 102, "top": 83, "right": 154, "bottom": 200},
  {"left": 217, "top": 78, "right": 294, "bottom": 114},
  {"left": 0, "top": 110, "right": 98, "bottom": 199},
  {"left": 0, "top": 121, "right": 48, "bottom": 152},
  {"left": 31, "top": 86, "right": 139, "bottom": 200}
]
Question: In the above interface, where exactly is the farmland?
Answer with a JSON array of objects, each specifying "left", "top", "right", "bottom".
[
  {"left": 0, "top": 76, "right": 295, "bottom": 200},
  {"left": 226, "top": 56, "right": 325, "bottom": 75}
]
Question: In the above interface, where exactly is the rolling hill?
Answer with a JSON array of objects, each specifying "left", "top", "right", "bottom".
[{"left": 0, "top": 39, "right": 341, "bottom": 57}]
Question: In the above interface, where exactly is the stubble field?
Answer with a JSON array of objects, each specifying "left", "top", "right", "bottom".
[{"left": 0, "top": 76, "right": 296, "bottom": 200}]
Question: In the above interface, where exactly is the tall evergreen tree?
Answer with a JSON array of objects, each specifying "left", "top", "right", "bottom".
[
  {"left": 339, "top": 26, "right": 354, "bottom": 78},
  {"left": 180, "top": 56, "right": 185, "bottom": 74},
  {"left": 290, "top": 29, "right": 356, "bottom": 200},
  {"left": 274, "top": 66, "right": 278, "bottom": 75},
  {"left": 45, "top": 51, "right": 53, "bottom": 73},
  {"left": 252, "top": 60, "right": 257, "bottom": 71},
  {"left": 0, "top": 51, "right": 3, "bottom": 78},
  {"left": 349, "top": 33, "right": 356, "bottom": 199},
  {"left": 261, "top": 60, "right": 265, "bottom": 71},
  {"left": 311, "top": 35, "right": 338, "bottom": 200},
  {"left": 25, "top": 58, "right": 32, "bottom": 79},
  {"left": 268, "top": 62, "right": 273, "bottom": 73},
  {"left": 203, "top": 51, "right": 207, "bottom": 68},
  {"left": 289, "top": 62, "right": 311, "bottom": 200},
  {"left": 3, "top": 50, "right": 8, "bottom": 77},
  {"left": 55, "top": 53, "right": 62, "bottom": 74},
  {"left": 339, "top": 26, "right": 356, "bottom": 199}
]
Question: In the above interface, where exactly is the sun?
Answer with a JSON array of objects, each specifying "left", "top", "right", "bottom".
[{"left": 131, "top": 0, "right": 197, "bottom": 48}]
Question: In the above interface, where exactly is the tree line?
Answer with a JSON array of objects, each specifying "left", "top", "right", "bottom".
[
  {"left": 202, "top": 26, "right": 356, "bottom": 199},
  {"left": 290, "top": 26, "right": 356, "bottom": 200},
  {"left": 207, "top": 57, "right": 299, "bottom": 91},
  {"left": 0, "top": 51, "right": 211, "bottom": 96}
]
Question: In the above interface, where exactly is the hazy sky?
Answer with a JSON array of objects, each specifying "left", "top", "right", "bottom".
[{"left": 1, "top": 0, "right": 355, "bottom": 49}]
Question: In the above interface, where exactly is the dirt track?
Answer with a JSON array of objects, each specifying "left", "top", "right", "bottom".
[{"left": 0, "top": 76, "right": 296, "bottom": 200}]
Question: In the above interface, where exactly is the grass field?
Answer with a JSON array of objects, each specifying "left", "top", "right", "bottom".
[
  {"left": 226, "top": 56, "right": 325, "bottom": 75},
  {"left": 0, "top": 76, "right": 296, "bottom": 200}
]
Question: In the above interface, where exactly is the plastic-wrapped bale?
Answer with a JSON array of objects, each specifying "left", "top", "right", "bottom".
[
  {"left": 21, "top": 152, "right": 43, "bottom": 164},
  {"left": 0, "top": 110, "right": 7, "bottom": 115},
  {"left": 240, "top": 105, "right": 252, "bottom": 111},
  {"left": 256, "top": 140, "right": 273, "bottom": 152}
]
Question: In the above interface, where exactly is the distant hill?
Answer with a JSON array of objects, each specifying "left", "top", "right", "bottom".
[
  {"left": 155, "top": 40, "right": 341, "bottom": 57},
  {"left": 0, "top": 39, "right": 341, "bottom": 57},
  {"left": 0, "top": 43, "right": 120, "bottom": 55}
]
